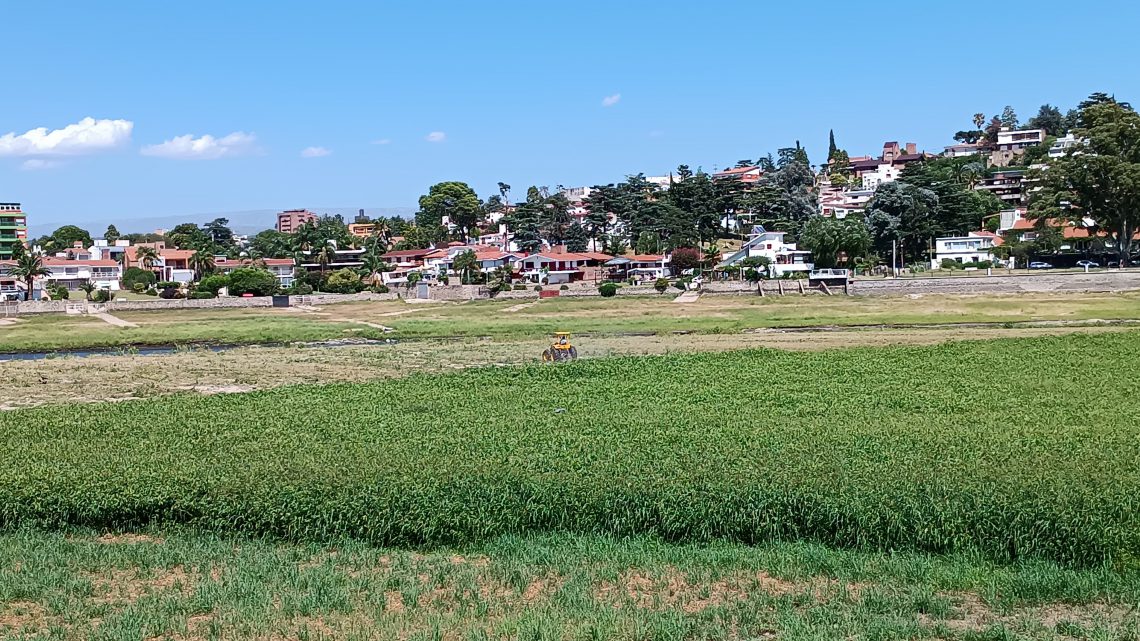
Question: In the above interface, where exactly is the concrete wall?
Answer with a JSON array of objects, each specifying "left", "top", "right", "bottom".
[{"left": 850, "top": 271, "right": 1140, "bottom": 296}]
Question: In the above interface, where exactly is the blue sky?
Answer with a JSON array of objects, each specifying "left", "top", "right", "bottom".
[{"left": 3, "top": 0, "right": 1138, "bottom": 228}]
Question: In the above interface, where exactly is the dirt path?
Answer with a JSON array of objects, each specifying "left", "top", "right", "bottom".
[
  {"left": 0, "top": 324, "right": 1131, "bottom": 411},
  {"left": 92, "top": 313, "right": 138, "bottom": 328}
]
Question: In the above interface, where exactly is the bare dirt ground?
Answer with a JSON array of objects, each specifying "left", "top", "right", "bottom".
[{"left": 0, "top": 324, "right": 1129, "bottom": 410}]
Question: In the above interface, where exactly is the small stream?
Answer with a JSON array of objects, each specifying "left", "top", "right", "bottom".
[{"left": 0, "top": 338, "right": 397, "bottom": 362}]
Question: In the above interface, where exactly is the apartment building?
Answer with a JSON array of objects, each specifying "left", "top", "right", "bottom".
[
  {"left": 0, "top": 203, "right": 28, "bottom": 259},
  {"left": 990, "top": 128, "right": 1045, "bottom": 167},
  {"left": 976, "top": 170, "right": 1028, "bottom": 206},
  {"left": 276, "top": 209, "right": 317, "bottom": 233}
]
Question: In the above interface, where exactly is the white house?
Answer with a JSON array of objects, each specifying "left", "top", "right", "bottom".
[
  {"left": 88, "top": 238, "right": 132, "bottom": 263},
  {"left": 517, "top": 249, "right": 612, "bottom": 284},
  {"left": 861, "top": 163, "right": 903, "bottom": 190},
  {"left": 41, "top": 258, "right": 122, "bottom": 291},
  {"left": 214, "top": 257, "right": 296, "bottom": 287},
  {"left": 931, "top": 231, "right": 1002, "bottom": 268},
  {"left": 1048, "top": 133, "right": 1083, "bottom": 158},
  {"left": 717, "top": 227, "right": 813, "bottom": 277}
]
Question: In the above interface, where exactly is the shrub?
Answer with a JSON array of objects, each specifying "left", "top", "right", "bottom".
[
  {"left": 559, "top": 284, "right": 569, "bottom": 291},
  {"left": 156, "top": 281, "right": 181, "bottom": 290},
  {"left": 534, "top": 285, "right": 543, "bottom": 292},
  {"left": 48, "top": 285, "right": 69, "bottom": 300},
  {"left": 131, "top": 282, "right": 146, "bottom": 294},
  {"left": 144, "top": 287, "right": 158, "bottom": 296},
  {"left": 672, "top": 280, "right": 686, "bottom": 291},
  {"left": 122, "top": 267, "right": 156, "bottom": 291},
  {"left": 654, "top": 278, "right": 669, "bottom": 293},
  {"left": 371, "top": 284, "right": 390, "bottom": 294},
  {"left": 941, "top": 258, "right": 959, "bottom": 270},
  {"left": 513, "top": 284, "right": 527, "bottom": 291},
  {"left": 293, "top": 283, "right": 314, "bottom": 295},
  {"left": 598, "top": 282, "right": 619, "bottom": 297},
  {"left": 158, "top": 288, "right": 180, "bottom": 299},
  {"left": 228, "top": 268, "right": 278, "bottom": 297},
  {"left": 324, "top": 268, "right": 364, "bottom": 294},
  {"left": 197, "top": 274, "right": 229, "bottom": 296},
  {"left": 670, "top": 247, "right": 701, "bottom": 273},
  {"left": 91, "top": 289, "right": 113, "bottom": 303},
  {"left": 189, "top": 291, "right": 215, "bottom": 300}
]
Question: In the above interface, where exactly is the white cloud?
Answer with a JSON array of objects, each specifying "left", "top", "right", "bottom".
[
  {"left": 21, "top": 159, "right": 63, "bottom": 171},
  {"left": 425, "top": 131, "right": 446, "bottom": 143},
  {"left": 300, "top": 146, "right": 331, "bottom": 158},
  {"left": 601, "top": 93, "right": 622, "bottom": 107},
  {"left": 140, "top": 132, "right": 257, "bottom": 160},
  {"left": 0, "top": 117, "right": 133, "bottom": 157},
  {"left": 371, "top": 138, "right": 392, "bottom": 145}
]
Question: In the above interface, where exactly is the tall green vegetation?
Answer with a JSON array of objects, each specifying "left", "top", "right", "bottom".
[{"left": 1, "top": 333, "right": 1137, "bottom": 567}]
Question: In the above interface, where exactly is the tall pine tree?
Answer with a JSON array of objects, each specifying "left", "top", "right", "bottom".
[{"left": 828, "top": 130, "right": 837, "bottom": 161}]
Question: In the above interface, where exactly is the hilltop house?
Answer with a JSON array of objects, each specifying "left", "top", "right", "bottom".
[{"left": 717, "top": 227, "right": 813, "bottom": 277}]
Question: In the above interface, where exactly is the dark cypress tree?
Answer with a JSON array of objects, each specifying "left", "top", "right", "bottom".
[{"left": 828, "top": 130, "right": 838, "bottom": 160}]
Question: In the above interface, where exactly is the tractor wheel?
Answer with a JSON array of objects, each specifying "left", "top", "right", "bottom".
[
  {"left": 541, "top": 349, "right": 553, "bottom": 362},
  {"left": 568, "top": 346, "right": 578, "bottom": 360},
  {"left": 552, "top": 349, "right": 566, "bottom": 362}
]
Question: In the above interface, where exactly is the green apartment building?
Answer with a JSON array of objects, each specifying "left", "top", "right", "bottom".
[{"left": 0, "top": 203, "right": 27, "bottom": 259}]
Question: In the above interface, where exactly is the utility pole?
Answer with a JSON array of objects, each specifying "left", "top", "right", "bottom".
[{"left": 892, "top": 239, "right": 898, "bottom": 277}]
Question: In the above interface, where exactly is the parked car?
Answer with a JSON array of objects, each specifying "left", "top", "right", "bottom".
[
  {"left": 1076, "top": 260, "right": 1100, "bottom": 268},
  {"left": 1029, "top": 261, "right": 1054, "bottom": 269}
]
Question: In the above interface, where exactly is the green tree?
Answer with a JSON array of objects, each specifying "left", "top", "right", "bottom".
[
  {"left": 103, "top": 224, "right": 121, "bottom": 243},
  {"left": 1031, "top": 98, "right": 1140, "bottom": 264},
  {"left": 539, "top": 193, "right": 573, "bottom": 246},
  {"left": 1000, "top": 105, "right": 1019, "bottom": 129},
  {"left": 167, "top": 223, "right": 208, "bottom": 250},
  {"left": 122, "top": 267, "right": 156, "bottom": 291},
  {"left": 48, "top": 225, "right": 93, "bottom": 251},
  {"left": 1027, "top": 104, "right": 1066, "bottom": 136},
  {"left": 800, "top": 215, "right": 871, "bottom": 268},
  {"left": 10, "top": 253, "right": 50, "bottom": 297},
  {"left": 635, "top": 231, "right": 660, "bottom": 255},
  {"left": 972, "top": 113, "right": 986, "bottom": 129},
  {"left": 453, "top": 250, "right": 481, "bottom": 284},
  {"left": 828, "top": 129, "right": 837, "bottom": 160},
  {"left": 197, "top": 274, "right": 229, "bottom": 296},
  {"left": 188, "top": 251, "right": 215, "bottom": 280},
  {"left": 250, "top": 230, "right": 293, "bottom": 258},
  {"left": 134, "top": 246, "right": 160, "bottom": 270},
  {"left": 202, "top": 218, "right": 234, "bottom": 247},
  {"left": 416, "top": 181, "right": 482, "bottom": 241},
  {"left": 227, "top": 268, "right": 278, "bottom": 296},
  {"left": 325, "top": 268, "right": 363, "bottom": 294},
  {"left": 865, "top": 181, "right": 939, "bottom": 264},
  {"left": 565, "top": 222, "right": 588, "bottom": 253}
]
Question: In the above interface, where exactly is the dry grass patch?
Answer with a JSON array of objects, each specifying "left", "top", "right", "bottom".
[
  {"left": 0, "top": 600, "right": 49, "bottom": 634},
  {"left": 87, "top": 565, "right": 197, "bottom": 605},
  {"left": 594, "top": 568, "right": 851, "bottom": 613}
]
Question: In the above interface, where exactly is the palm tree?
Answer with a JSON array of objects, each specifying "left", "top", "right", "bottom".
[
  {"left": 9, "top": 253, "right": 51, "bottom": 299},
  {"left": 187, "top": 251, "right": 215, "bottom": 280},
  {"left": 79, "top": 281, "right": 96, "bottom": 301},
  {"left": 135, "top": 246, "right": 160, "bottom": 271},
  {"left": 958, "top": 162, "right": 986, "bottom": 189},
  {"left": 315, "top": 243, "right": 337, "bottom": 275},
  {"left": 360, "top": 251, "right": 386, "bottom": 284}
]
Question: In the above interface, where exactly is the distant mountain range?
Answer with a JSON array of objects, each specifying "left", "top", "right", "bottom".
[{"left": 28, "top": 207, "right": 416, "bottom": 238}]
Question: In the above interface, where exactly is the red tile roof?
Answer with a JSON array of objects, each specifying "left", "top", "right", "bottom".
[
  {"left": 42, "top": 258, "right": 119, "bottom": 267},
  {"left": 382, "top": 248, "right": 434, "bottom": 258}
]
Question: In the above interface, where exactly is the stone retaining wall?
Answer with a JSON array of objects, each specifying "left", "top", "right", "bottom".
[{"left": 850, "top": 270, "right": 1140, "bottom": 296}]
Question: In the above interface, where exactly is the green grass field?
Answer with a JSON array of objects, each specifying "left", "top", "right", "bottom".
[
  {"left": 4, "top": 291, "right": 1140, "bottom": 352},
  {"left": 3, "top": 333, "right": 1139, "bottom": 639},
  {"left": 2, "top": 333, "right": 1137, "bottom": 568},
  {"left": 2, "top": 529, "right": 1137, "bottom": 641}
]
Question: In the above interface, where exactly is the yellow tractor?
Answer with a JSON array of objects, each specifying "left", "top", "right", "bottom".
[{"left": 542, "top": 331, "right": 578, "bottom": 362}]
